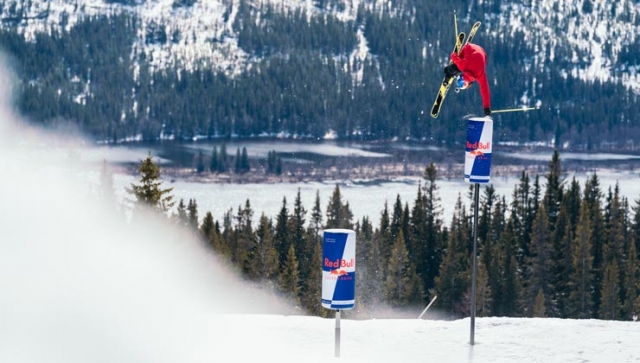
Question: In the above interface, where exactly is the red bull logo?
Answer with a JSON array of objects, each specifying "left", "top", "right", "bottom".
[
  {"left": 322, "top": 229, "right": 356, "bottom": 310},
  {"left": 324, "top": 258, "right": 355, "bottom": 269},
  {"left": 330, "top": 269, "right": 349, "bottom": 276},
  {"left": 464, "top": 118, "right": 493, "bottom": 184},
  {"left": 466, "top": 141, "right": 491, "bottom": 150}
]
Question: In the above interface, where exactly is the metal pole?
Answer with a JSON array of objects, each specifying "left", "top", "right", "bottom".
[
  {"left": 491, "top": 106, "right": 540, "bottom": 114},
  {"left": 470, "top": 183, "right": 479, "bottom": 345},
  {"left": 335, "top": 310, "right": 341, "bottom": 357},
  {"left": 418, "top": 295, "right": 438, "bottom": 319}
]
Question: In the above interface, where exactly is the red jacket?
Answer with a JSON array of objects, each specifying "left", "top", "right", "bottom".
[{"left": 450, "top": 44, "right": 491, "bottom": 109}]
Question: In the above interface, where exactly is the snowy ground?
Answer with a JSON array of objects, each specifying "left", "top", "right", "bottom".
[{"left": 210, "top": 314, "right": 640, "bottom": 363}]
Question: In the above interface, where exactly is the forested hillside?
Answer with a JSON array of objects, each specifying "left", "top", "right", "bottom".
[
  {"left": 124, "top": 151, "right": 640, "bottom": 320},
  {"left": 1, "top": 0, "right": 640, "bottom": 149}
]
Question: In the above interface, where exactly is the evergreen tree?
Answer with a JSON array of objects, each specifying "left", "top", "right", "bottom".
[
  {"left": 478, "top": 185, "right": 497, "bottom": 248},
  {"left": 187, "top": 198, "right": 199, "bottom": 229},
  {"left": 267, "top": 150, "right": 276, "bottom": 174},
  {"left": 435, "top": 195, "right": 471, "bottom": 318},
  {"left": 253, "top": 213, "right": 279, "bottom": 281},
  {"left": 544, "top": 150, "right": 565, "bottom": 231},
  {"left": 532, "top": 288, "right": 547, "bottom": 318},
  {"left": 309, "top": 190, "right": 323, "bottom": 237},
  {"left": 127, "top": 152, "right": 175, "bottom": 214},
  {"left": 568, "top": 201, "right": 594, "bottom": 319},
  {"left": 303, "top": 240, "right": 324, "bottom": 316},
  {"left": 565, "top": 178, "right": 583, "bottom": 229},
  {"left": 551, "top": 178, "right": 581, "bottom": 317},
  {"left": 200, "top": 211, "right": 216, "bottom": 243},
  {"left": 604, "top": 184, "right": 626, "bottom": 265},
  {"left": 383, "top": 230, "right": 424, "bottom": 307},
  {"left": 290, "top": 189, "right": 308, "bottom": 255},
  {"left": 409, "top": 184, "right": 429, "bottom": 300},
  {"left": 274, "top": 197, "right": 290, "bottom": 268},
  {"left": 599, "top": 259, "right": 621, "bottom": 320},
  {"left": 236, "top": 200, "right": 255, "bottom": 274},
  {"left": 267, "top": 150, "right": 282, "bottom": 175},
  {"left": 583, "top": 173, "right": 605, "bottom": 317},
  {"left": 475, "top": 260, "right": 493, "bottom": 317},
  {"left": 422, "top": 164, "right": 444, "bottom": 299},
  {"left": 623, "top": 237, "right": 640, "bottom": 319},
  {"left": 289, "top": 189, "right": 312, "bottom": 294},
  {"left": 240, "top": 146, "right": 250, "bottom": 173},
  {"left": 372, "top": 201, "right": 392, "bottom": 298},
  {"left": 552, "top": 207, "right": 575, "bottom": 318},
  {"left": 278, "top": 243, "right": 302, "bottom": 309},
  {"left": 531, "top": 174, "right": 542, "bottom": 224},
  {"left": 355, "top": 216, "right": 379, "bottom": 310},
  {"left": 195, "top": 150, "right": 205, "bottom": 173},
  {"left": 390, "top": 195, "right": 404, "bottom": 246},
  {"left": 210, "top": 211, "right": 233, "bottom": 261},
  {"left": 218, "top": 143, "right": 228, "bottom": 173},
  {"left": 495, "top": 219, "right": 521, "bottom": 316},
  {"left": 176, "top": 198, "right": 188, "bottom": 225},
  {"left": 511, "top": 171, "right": 535, "bottom": 271},
  {"left": 632, "top": 199, "right": 640, "bottom": 262},
  {"left": 485, "top": 198, "right": 507, "bottom": 315},
  {"left": 235, "top": 147, "right": 242, "bottom": 173},
  {"left": 523, "top": 204, "right": 553, "bottom": 317},
  {"left": 210, "top": 146, "right": 219, "bottom": 172},
  {"left": 325, "top": 185, "right": 352, "bottom": 229}
]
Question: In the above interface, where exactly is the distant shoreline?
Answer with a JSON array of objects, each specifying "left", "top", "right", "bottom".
[{"left": 139, "top": 161, "right": 639, "bottom": 185}]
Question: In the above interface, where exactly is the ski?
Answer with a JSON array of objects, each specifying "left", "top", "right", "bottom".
[
  {"left": 430, "top": 32, "right": 465, "bottom": 118},
  {"left": 431, "top": 21, "right": 482, "bottom": 118},
  {"left": 464, "top": 21, "right": 482, "bottom": 47},
  {"left": 453, "top": 21, "right": 482, "bottom": 93}
]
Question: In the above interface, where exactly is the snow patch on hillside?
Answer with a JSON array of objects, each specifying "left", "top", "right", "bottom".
[
  {"left": 494, "top": 0, "right": 640, "bottom": 92},
  {"left": 3, "top": 0, "right": 639, "bottom": 93}
]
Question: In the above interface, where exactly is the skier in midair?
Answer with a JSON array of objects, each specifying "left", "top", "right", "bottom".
[{"left": 443, "top": 43, "right": 491, "bottom": 116}]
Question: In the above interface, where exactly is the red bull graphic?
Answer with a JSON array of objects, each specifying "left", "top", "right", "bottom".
[
  {"left": 322, "top": 229, "right": 356, "bottom": 310},
  {"left": 464, "top": 117, "right": 493, "bottom": 183},
  {"left": 330, "top": 269, "right": 349, "bottom": 276}
]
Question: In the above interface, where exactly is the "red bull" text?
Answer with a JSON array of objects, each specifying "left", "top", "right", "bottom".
[
  {"left": 466, "top": 141, "right": 491, "bottom": 150},
  {"left": 324, "top": 258, "right": 355, "bottom": 268}
]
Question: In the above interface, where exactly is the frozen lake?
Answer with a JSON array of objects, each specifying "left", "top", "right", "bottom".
[
  {"left": 93, "top": 143, "right": 640, "bottom": 227},
  {"left": 111, "top": 170, "right": 640, "bottom": 227}
]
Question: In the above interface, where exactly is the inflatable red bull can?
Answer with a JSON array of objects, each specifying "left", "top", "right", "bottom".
[
  {"left": 464, "top": 117, "right": 493, "bottom": 183},
  {"left": 322, "top": 229, "right": 356, "bottom": 310}
]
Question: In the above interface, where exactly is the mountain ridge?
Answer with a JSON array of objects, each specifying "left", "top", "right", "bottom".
[
  {"left": 6, "top": 0, "right": 639, "bottom": 87},
  {"left": 2, "top": 0, "right": 640, "bottom": 147}
]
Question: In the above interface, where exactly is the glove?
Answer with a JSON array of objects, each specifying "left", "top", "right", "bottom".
[
  {"left": 484, "top": 108, "right": 491, "bottom": 116},
  {"left": 443, "top": 64, "right": 461, "bottom": 77}
]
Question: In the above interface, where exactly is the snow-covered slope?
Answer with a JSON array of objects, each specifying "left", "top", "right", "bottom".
[
  {"left": 3, "top": 0, "right": 640, "bottom": 91},
  {"left": 492, "top": 0, "right": 640, "bottom": 91},
  {"left": 0, "top": 0, "right": 371, "bottom": 76}
]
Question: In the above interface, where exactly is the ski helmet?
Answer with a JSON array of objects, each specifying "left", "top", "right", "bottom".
[{"left": 457, "top": 74, "right": 470, "bottom": 90}]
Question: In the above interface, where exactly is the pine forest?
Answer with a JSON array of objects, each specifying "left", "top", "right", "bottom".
[{"left": 121, "top": 151, "right": 640, "bottom": 320}]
